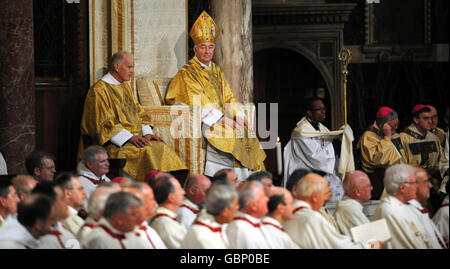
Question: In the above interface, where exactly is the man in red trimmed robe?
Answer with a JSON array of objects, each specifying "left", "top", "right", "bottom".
[
  {"left": 77, "top": 145, "right": 111, "bottom": 209},
  {"left": 176, "top": 174, "right": 211, "bottom": 230}
]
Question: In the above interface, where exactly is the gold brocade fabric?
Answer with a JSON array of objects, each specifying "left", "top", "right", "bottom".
[
  {"left": 357, "top": 123, "right": 410, "bottom": 173},
  {"left": 399, "top": 124, "right": 442, "bottom": 169},
  {"left": 165, "top": 57, "right": 266, "bottom": 172},
  {"left": 189, "top": 11, "right": 219, "bottom": 45},
  {"left": 80, "top": 80, "right": 187, "bottom": 181}
]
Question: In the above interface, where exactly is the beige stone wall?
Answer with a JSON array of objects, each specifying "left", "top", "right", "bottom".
[{"left": 89, "top": 0, "right": 187, "bottom": 91}]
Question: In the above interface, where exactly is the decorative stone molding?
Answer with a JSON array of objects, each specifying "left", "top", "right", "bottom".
[
  {"left": 253, "top": 3, "right": 356, "bottom": 26},
  {"left": 363, "top": 0, "right": 432, "bottom": 61},
  {"left": 253, "top": 2, "right": 356, "bottom": 129}
]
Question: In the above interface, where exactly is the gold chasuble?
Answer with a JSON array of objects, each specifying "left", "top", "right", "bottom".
[
  {"left": 165, "top": 57, "right": 266, "bottom": 172},
  {"left": 356, "top": 123, "right": 412, "bottom": 199},
  {"left": 358, "top": 123, "right": 410, "bottom": 174},
  {"left": 400, "top": 124, "right": 442, "bottom": 170},
  {"left": 80, "top": 80, "right": 187, "bottom": 181}
]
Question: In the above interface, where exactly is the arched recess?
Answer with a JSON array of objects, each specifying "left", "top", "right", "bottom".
[
  {"left": 254, "top": 42, "right": 335, "bottom": 102},
  {"left": 253, "top": 46, "right": 333, "bottom": 148}
]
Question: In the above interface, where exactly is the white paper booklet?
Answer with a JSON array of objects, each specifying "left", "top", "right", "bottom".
[{"left": 351, "top": 218, "right": 391, "bottom": 243}]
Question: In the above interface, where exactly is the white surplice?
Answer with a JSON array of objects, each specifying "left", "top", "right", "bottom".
[
  {"left": 432, "top": 196, "right": 449, "bottom": 243},
  {"left": 0, "top": 216, "right": 39, "bottom": 249},
  {"left": 408, "top": 199, "right": 447, "bottom": 249},
  {"left": 81, "top": 218, "right": 147, "bottom": 249},
  {"left": 373, "top": 195, "right": 431, "bottom": 249},
  {"left": 77, "top": 161, "right": 110, "bottom": 209},
  {"left": 261, "top": 216, "right": 300, "bottom": 249},
  {"left": 334, "top": 196, "right": 370, "bottom": 236},
  {"left": 284, "top": 199, "right": 366, "bottom": 249},
  {"left": 129, "top": 221, "right": 167, "bottom": 249},
  {"left": 62, "top": 206, "right": 84, "bottom": 237},
  {"left": 176, "top": 198, "right": 200, "bottom": 230},
  {"left": 150, "top": 206, "right": 187, "bottom": 249},
  {"left": 75, "top": 216, "right": 98, "bottom": 242},
  {"left": 283, "top": 117, "right": 352, "bottom": 202},
  {"left": 37, "top": 222, "right": 80, "bottom": 249},
  {"left": 226, "top": 211, "right": 273, "bottom": 249},
  {"left": 181, "top": 209, "right": 229, "bottom": 249}
]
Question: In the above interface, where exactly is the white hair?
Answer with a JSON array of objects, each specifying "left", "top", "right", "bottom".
[
  {"left": 205, "top": 184, "right": 238, "bottom": 216},
  {"left": 82, "top": 145, "right": 107, "bottom": 164},
  {"left": 296, "top": 175, "right": 324, "bottom": 198},
  {"left": 103, "top": 191, "right": 142, "bottom": 220},
  {"left": 384, "top": 164, "right": 416, "bottom": 195},
  {"left": 237, "top": 181, "right": 263, "bottom": 210},
  {"left": 87, "top": 186, "right": 119, "bottom": 219}
]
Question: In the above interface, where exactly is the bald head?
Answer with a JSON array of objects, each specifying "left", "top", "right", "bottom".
[
  {"left": 185, "top": 174, "right": 211, "bottom": 206},
  {"left": 12, "top": 175, "right": 37, "bottom": 201},
  {"left": 109, "top": 51, "right": 134, "bottom": 83},
  {"left": 124, "top": 187, "right": 144, "bottom": 201},
  {"left": 343, "top": 170, "right": 372, "bottom": 204}
]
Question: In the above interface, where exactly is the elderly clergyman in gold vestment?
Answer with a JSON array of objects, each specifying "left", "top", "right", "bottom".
[
  {"left": 165, "top": 11, "right": 266, "bottom": 179},
  {"left": 80, "top": 52, "right": 187, "bottom": 182}
]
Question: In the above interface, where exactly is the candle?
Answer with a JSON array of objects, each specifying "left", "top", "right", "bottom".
[{"left": 276, "top": 137, "right": 282, "bottom": 175}]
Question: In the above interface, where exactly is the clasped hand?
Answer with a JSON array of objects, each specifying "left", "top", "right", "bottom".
[{"left": 129, "top": 134, "right": 164, "bottom": 148}]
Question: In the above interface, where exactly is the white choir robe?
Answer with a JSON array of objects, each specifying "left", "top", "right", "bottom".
[
  {"left": 0, "top": 216, "right": 39, "bottom": 249},
  {"left": 129, "top": 221, "right": 167, "bottom": 249},
  {"left": 176, "top": 198, "right": 200, "bottom": 230},
  {"left": 432, "top": 196, "right": 449, "bottom": 243},
  {"left": 408, "top": 199, "right": 447, "bottom": 249},
  {"left": 77, "top": 162, "right": 110, "bottom": 209},
  {"left": 334, "top": 197, "right": 370, "bottom": 236},
  {"left": 261, "top": 216, "right": 299, "bottom": 249},
  {"left": 181, "top": 209, "right": 229, "bottom": 249},
  {"left": 283, "top": 117, "right": 345, "bottom": 202},
  {"left": 319, "top": 207, "right": 340, "bottom": 232},
  {"left": 150, "top": 206, "right": 187, "bottom": 249},
  {"left": 373, "top": 195, "right": 430, "bottom": 249},
  {"left": 80, "top": 218, "right": 148, "bottom": 249},
  {"left": 284, "top": 200, "right": 366, "bottom": 249},
  {"left": 76, "top": 216, "right": 98, "bottom": 242},
  {"left": 62, "top": 206, "right": 84, "bottom": 237},
  {"left": 226, "top": 211, "right": 274, "bottom": 249},
  {"left": 38, "top": 222, "right": 80, "bottom": 249}
]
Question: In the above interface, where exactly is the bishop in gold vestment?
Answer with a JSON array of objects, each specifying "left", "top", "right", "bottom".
[
  {"left": 357, "top": 107, "right": 410, "bottom": 199},
  {"left": 165, "top": 11, "right": 266, "bottom": 178},
  {"left": 400, "top": 105, "right": 442, "bottom": 175},
  {"left": 80, "top": 52, "right": 187, "bottom": 182}
]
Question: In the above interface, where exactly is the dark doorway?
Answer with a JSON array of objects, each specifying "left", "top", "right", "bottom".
[{"left": 253, "top": 48, "right": 330, "bottom": 182}]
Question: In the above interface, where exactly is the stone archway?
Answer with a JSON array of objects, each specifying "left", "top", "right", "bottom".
[
  {"left": 253, "top": 47, "right": 332, "bottom": 147},
  {"left": 252, "top": 2, "right": 356, "bottom": 130}
]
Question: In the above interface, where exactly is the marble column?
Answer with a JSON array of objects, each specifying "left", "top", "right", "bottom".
[
  {"left": 211, "top": 0, "right": 254, "bottom": 104},
  {"left": 0, "top": 0, "right": 35, "bottom": 174}
]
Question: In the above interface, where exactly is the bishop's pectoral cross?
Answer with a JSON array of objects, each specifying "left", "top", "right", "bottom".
[{"left": 408, "top": 141, "right": 438, "bottom": 168}]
